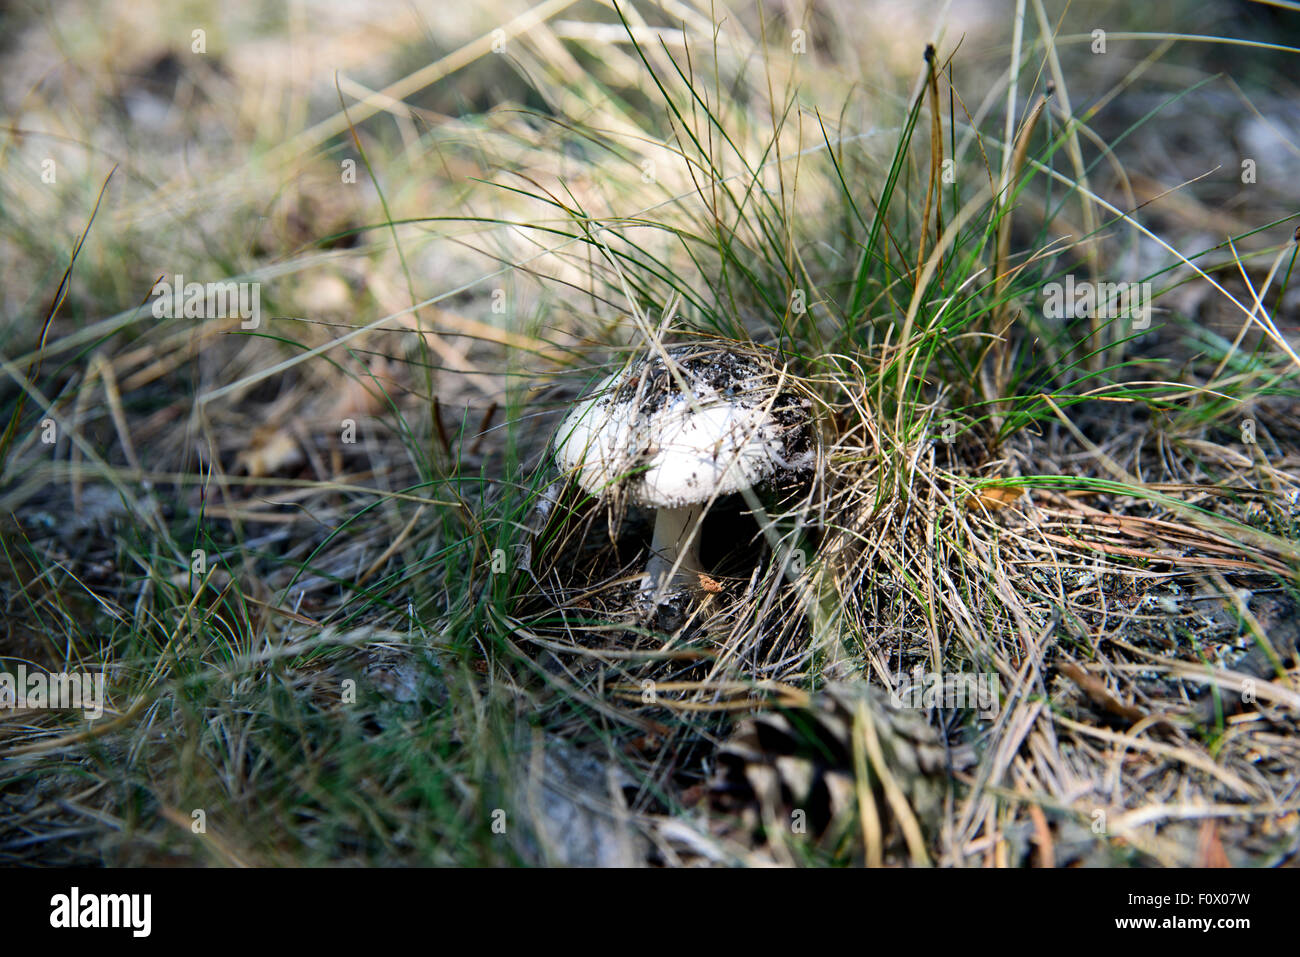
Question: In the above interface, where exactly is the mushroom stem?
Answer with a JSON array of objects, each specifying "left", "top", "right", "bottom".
[{"left": 644, "top": 504, "right": 702, "bottom": 595}]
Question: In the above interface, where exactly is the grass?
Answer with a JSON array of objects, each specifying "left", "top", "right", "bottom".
[{"left": 2, "top": 0, "right": 1300, "bottom": 866}]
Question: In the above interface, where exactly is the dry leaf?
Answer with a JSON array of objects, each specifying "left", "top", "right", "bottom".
[
  {"left": 235, "top": 426, "right": 304, "bottom": 477},
  {"left": 1196, "top": 819, "right": 1231, "bottom": 868},
  {"left": 697, "top": 573, "right": 724, "bottom": 594},
  {"left": 1059, "top": 662, "right": 1145, "bottom": 723},
  {"left": 326, "top": 357, "right": 396, "bottom": 420},
  {"left": 965, "top": 486, "right": 1020, "bottom": 511}
]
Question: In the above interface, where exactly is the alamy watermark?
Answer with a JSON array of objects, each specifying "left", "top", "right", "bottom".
[
  {"left": 1042, "top": 275, "right": 1152, "bottom": 330},
  {"left": 151, "top": 273, "right": 261, "bottom": 329},
  {"left": 889, "top": 667, "right": 1000, "bottom": 718},
  {"left": 50, "top": 887, "right": 150, "bottom": 937},
  {"left": 0, "top": 665, "right": 104, "bottom": 720}
]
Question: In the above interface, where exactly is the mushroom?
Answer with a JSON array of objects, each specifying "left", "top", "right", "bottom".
[{"left": 555, "top": 343, "right": 815, "bottom": 598}]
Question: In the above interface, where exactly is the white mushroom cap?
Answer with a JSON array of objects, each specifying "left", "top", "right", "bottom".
[{"left": 556, "top": 345, "right": 813, "bottom": 506}]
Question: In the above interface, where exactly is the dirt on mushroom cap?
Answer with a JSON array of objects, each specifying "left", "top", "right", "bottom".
[{"left": 555, "top": 342, "right": 817, "bottom": 508}]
